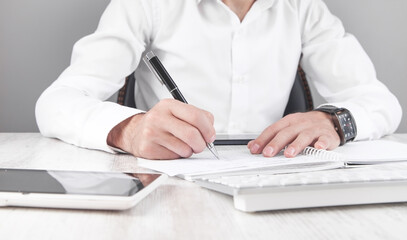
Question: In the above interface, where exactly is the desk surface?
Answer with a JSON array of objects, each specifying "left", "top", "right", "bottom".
[{"left": 1, "top": 133, "right": 407, "bottom": 240}]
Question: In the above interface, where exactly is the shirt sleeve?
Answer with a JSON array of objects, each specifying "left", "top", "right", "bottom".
[
  {"left": 298, "top": 0, "right": 402, "bottom": 140},
  {"left": 35, "top": 0, "right": 153, "bottom": 153}
]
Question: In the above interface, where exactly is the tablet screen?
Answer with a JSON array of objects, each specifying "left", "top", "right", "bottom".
[
  {"left": 214, "top": 133, "right": 259, "bottom": 145},
  {"left": 0, "top": 168, "right": 160, "bottom": 197}
]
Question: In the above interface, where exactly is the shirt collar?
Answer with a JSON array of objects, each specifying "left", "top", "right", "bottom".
[{"left": 196, "top": 0, "right": 276, "bottom": 8}]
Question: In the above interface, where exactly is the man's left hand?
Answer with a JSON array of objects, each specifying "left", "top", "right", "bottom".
[{"left": 247, "top": 111, "right": 340, "bottom": 158}]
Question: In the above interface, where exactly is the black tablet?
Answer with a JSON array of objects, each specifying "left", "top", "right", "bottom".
[
  {"left": 0, "top": 168, "right": 167, "bottom": 210},
  {"left": 214, "top": 134, "right": 258, "bottom": 145}
]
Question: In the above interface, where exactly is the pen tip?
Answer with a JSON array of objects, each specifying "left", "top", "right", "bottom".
[
  {"left": 207, "top": 143, "right": 220, "bottom": 159},
  {"left": 209, "top": 145, "right": 220, "bottom": 160}
]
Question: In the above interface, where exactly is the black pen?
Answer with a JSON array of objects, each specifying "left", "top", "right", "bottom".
[{"left": 143, "top": 51, "right": 220, "bottom": 159}]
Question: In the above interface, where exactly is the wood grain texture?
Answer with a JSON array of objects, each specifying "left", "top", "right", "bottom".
[{"left": 1, "top": 133, "right": 407, "bottom": 240}]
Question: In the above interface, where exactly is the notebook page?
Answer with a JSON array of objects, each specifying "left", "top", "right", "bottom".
[
  {"left": 138, "top": 145, "right": 341, "bottom": 177},
  {"left": 333, "top": 139, "right": 407, "bottom": 164}
]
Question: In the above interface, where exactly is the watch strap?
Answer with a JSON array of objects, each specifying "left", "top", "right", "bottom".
[{"left": 314, "top": 105, "right": 357, "bottom": 145}]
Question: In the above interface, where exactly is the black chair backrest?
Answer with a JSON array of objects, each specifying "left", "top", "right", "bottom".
[
  {"left": 117, "top": 73, "right": 137, "bottom": 108},
  {"left": 283, "top": 66, "right": 314, "bottom": 115},
  {"left": 118, "top": 66, "right": 313, "bottom": 116}
]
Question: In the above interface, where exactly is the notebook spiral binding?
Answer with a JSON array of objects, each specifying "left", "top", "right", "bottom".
[{"left": 302, "top": 147, "right": 345, "bottom": 162}]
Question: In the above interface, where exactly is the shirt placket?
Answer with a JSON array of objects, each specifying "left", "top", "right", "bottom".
[{"left": 228, "top": 25, "right": 250, "bottom": 133}]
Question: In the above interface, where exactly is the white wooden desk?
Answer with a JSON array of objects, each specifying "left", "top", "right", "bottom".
[{"left": 1, "top": 133, "right": 407, "bottom": 240}]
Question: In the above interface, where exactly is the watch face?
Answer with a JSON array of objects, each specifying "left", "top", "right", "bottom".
[{"left": 337, "top": 111, "right": 356, "bottom": 140}]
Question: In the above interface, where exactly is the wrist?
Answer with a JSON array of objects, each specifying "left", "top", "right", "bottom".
[
  {"left": 313, "top": 105, "right": 357, "bottom": 145},
  {"left": 107, "top": 113, "right": 144, "bottom": 152}
]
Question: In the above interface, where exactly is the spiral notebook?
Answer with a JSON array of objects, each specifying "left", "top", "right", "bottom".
[{"left": 138, "top": 139, "right": 407, "bottom": 180}]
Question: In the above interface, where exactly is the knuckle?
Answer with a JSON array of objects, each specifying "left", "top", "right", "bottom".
[
  {"left": 179, "top": 146, "right": 193, "bottom": 158},
  {"left": 317, "top": 127, "right": 337, "bottom": 139},
  {"left": 265, "top": 122, "right": 277, "bottom": 131},
  {"left": 297, "top": 136, "right": 312, "bottom": 146},
  {"left": 129, "top": 113, "right": 145, "bottom": 124},
  {"left": 300, "top": 129, "right": 317, "bottom": 139},
  {"left": 272, "top": 131, "right": 294, "bottom": 147},
  {"left": 205, "top": 111, "right": 215, "bottom": 123},
  {"left": 278, "top": 127, "right": 296, "bottom": 138},
  {"left": 265, "top": 140, "right": 281, "bottom": 151},
  {"left": 144, "top": 111, "right": 159, "bottom": 123},
  {"left": 195, "top": 142, "right": 207, "bottom": 153},
  {"left": 261, "top": 125, "right": 277, "bottom": 140},
  {"left": 253, "top": 137, "right": 267, "bottom": 148},
  {"left": 141, "top": 127, "right": 155, "bottom": 139},
  {"left": 189, "top": 112, "right": 202, "bottom": 125},
  {"left": 184, "top": 128, "right": 200, "bottom": 142},
  {"left": 272, "top": 119, "right": 289, "bottom": 130}
]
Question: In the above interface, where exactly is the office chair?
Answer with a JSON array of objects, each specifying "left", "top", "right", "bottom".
[{"left": 117, "top": 65, "right": 314, "bottom": 116}]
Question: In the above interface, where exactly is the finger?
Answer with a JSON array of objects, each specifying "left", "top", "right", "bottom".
[
  {"left": 249, "top": 120, "right": 290, "bottom": 154},
  {"left": 247, "top": 140, "right": 254, "bottom": 149},
  {"left": 167, "top": 100, "right": 216, "bottom": 143},
  {"left": 144, "top": 113, "right": 206, "bottom": 154},
  {"left": 314, "top": 135, "right": 329, "bottom": 150},
  {"left": 164, "top": 117, "right": 207, "bottom": 154},
  {"left": 262, "top": 126, "right": 304, "bottom": 157},
  {"left": 133, "top": 116, "right": 194, "bottom": 159},
  {"left": 155, "top": 132, "right": 195, "bottom": 158},
  {"left": 284, "top": 130, "right": 318, "bottom": 158},
  {"left": 136, "top": 141, "right": 181, "bottom": 160},
  {"left": 314, "top": 134, "right": 340, "bottom": 150},
  {"left": 146, "top": 100, "right": 214, "bottom": 151}
]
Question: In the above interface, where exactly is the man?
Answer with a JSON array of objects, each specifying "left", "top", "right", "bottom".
[{"left": 36, "top": 0, "right": 402, "bottom": 160}]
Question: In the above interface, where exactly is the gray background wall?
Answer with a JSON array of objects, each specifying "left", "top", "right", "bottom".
[{"left": 1, "top": 0, "right": 406, "bottom": 133}]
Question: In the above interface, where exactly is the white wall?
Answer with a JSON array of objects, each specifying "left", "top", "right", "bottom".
[
  {"left": 0, "top": 0, "right": 110, "bottom": 132},
  {"left": 1, "top": 0, "right": 406, "bottom": 132}
]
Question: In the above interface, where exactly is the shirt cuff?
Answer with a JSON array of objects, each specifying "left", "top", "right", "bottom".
[
  {"left": 80, "top": 102, "right": 144, "bottom": 153},
  {"left": 317, "top": 102, "right": 374, "bottom": 141}
]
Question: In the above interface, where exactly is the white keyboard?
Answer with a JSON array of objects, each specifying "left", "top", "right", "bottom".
[
  {"left": 198, "top": 164, "right": 407, "bottom": 189},
  {"left": 194, "top": 163, "right": 407, "bottom": 212}
]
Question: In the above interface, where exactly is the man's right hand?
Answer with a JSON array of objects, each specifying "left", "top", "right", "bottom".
[{"left": 107, "top": 99, "right": 216, "bottom": 160}]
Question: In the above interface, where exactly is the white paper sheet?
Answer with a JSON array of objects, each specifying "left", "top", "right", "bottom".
[
  {"left": 334, "top": 139, "right": 407, "bottom": 163},
  {"left": 138, "top": 145, "right": 341, "bottom": 177}
]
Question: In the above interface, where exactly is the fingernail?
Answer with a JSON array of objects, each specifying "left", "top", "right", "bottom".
[
  {"left": 286, "top": 147, "right": 296, "bottom": 156},
  {"left": 263, "top": 146, "right": 274, "bottom": 157},
  {"left": 209, "top": 135, "right": 216, "bottom": 143},
  {"left": 315, "top": 141, "right": 327, "bottom": 149},
  {"left": 250, "top": 144, "right": 260, "bottom": 153}
]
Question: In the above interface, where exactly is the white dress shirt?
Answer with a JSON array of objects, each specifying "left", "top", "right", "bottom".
[{"left": 36, "top": 0, "right": 402, "bottom": 153}]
